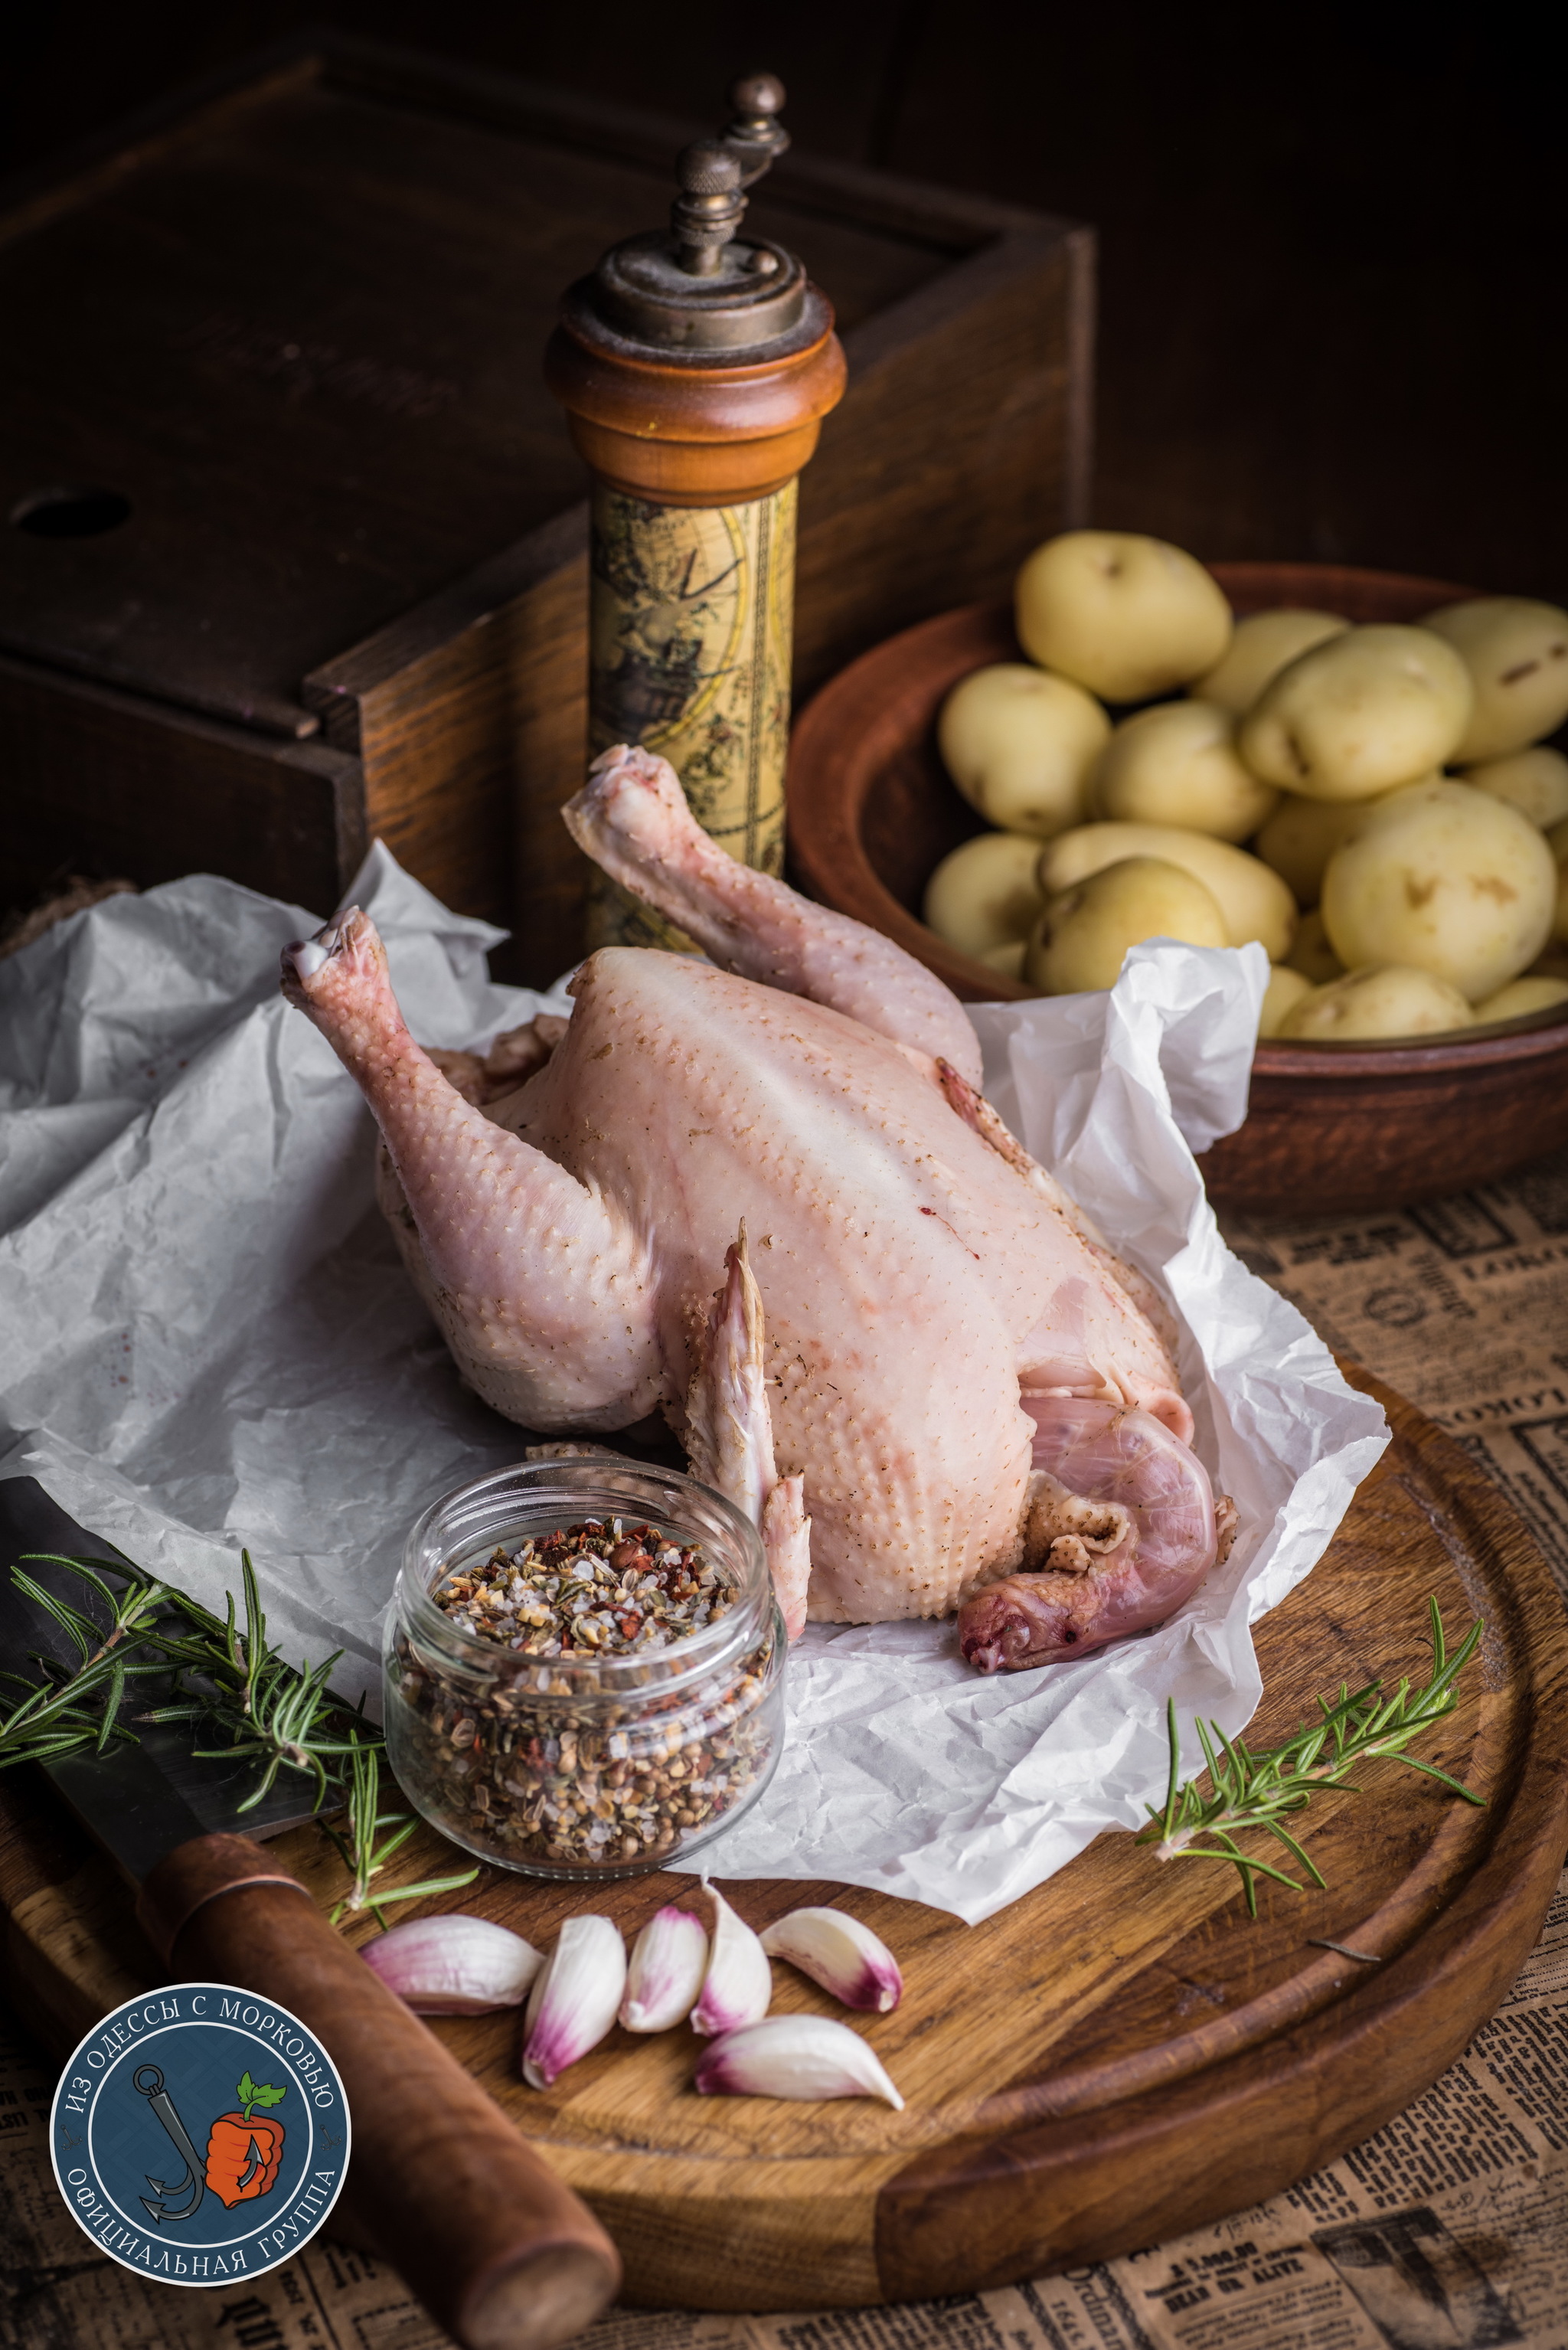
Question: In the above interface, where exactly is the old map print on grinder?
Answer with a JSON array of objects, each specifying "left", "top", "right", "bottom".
[{"left": 587, "top": 482, "right": 796, "bottom": 949}]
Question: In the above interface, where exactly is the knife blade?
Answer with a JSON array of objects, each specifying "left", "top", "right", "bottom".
[{"left": 0, "top": 1476, "right": 620, "bottom": 2348}]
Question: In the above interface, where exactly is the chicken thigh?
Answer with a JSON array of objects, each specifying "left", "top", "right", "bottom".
[{"left": 282, "top": 746, "right": 1221, "bottom": 1648}]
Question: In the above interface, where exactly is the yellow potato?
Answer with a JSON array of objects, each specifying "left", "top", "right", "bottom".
[
  {"left": 1321, "top": 779, "right": 1557, "bottom": 1002},
  {"left": 1472, "top": 976, "right": 1568, "bottom": 1025},
  {"left": 1259, "top": 965, "right": 1312, "bottom": 1038},
  {"left": 1423, "top": 597, "right": 1568, "bottom": 760},
  {"left": 1191, "top": 610, "right": 1348, "bottom": 714},
  {"left": 1462, "top": 747, "right": 1568, "bottom": 832},
  {"left": 978, "top": 938, "right": 1031, "bottom": 982},
  {"left": 923, "top": 831, "right": 1047, "bottom": 958},
  {"left": 937, "top": 665, "right": 1110, "bottom": 838},
  {"left": 1285, "top": 909, "right": 1345, "bottom": 985},
  {"left": 1253, "top": 782, "right": 1423, "bottom": 906},
  {"left": 1025, "top": 858, "right": 1228, "bottom": 994},
  {"left": 1552, "top": 819, "right": 1568, "bottom": 949},
  {"left": 1091, "top": 700, "right": 1278, "bottom": 842},
  {"left": 1039, "top": 821, "right": 1296, "bottom": 961},
  {"left": 1238, "top": 625, "right": 1472, "bottom": 800},
  {"left": 1014, "top": 531, "right": 1232, "bottom": 702},
  {"left": 1280, "top": 965, "right": 1474, "bottom": 1041}
]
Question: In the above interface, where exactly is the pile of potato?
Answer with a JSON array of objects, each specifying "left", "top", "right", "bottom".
[{"left": 923, "top": 531, "right": 1568, "bottom": 1040}]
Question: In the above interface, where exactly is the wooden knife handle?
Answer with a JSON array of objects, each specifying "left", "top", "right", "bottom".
[{"left": 137, "top": 1835, "right": 620, "bottom": 2350}]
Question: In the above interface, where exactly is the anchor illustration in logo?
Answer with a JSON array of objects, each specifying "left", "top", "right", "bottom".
[
  {"left": 132, "top": 2064, "right": 208, "bottom": 2222},
  {"left": 133, "top": 2064, "right": 287, "bottom": 2223}
]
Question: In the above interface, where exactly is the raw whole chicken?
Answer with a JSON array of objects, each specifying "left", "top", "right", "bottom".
[{"left": 281, "top": 745, "right": 1231, "bottom": 1665}]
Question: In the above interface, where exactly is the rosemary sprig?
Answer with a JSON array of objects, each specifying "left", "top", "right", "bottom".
[
  {"left": 140, "top": 1551, "right": 377, "bottom": 1812},
  {"left": 0, "top": 1548, "right": 474, "bottom": 1929},
  {"left": 0, "top": 1548, "right": 370, "bottom": 1812},
  {"left": 321, "top": 1741, "right": 478, "bottom": 1930},
  {"left": 0, "top": 1558, "right": 183, "bottom": 1770},
  {"left": 1140, "top": 1596, "right": 1485, "bottom": 1915}
]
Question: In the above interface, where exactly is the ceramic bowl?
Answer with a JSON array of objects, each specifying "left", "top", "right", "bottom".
[{"left": 786, "top": 562, "right": 1568, "bottom": 1217}]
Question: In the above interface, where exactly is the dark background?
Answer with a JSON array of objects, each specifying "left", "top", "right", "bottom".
[{"left": 5, "top": 0, "right": 1565, "bottom": 596}]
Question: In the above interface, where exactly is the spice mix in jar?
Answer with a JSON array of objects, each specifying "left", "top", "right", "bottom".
[{"left": 384, "top": 1460, "right": 786, "bottom": 1880}]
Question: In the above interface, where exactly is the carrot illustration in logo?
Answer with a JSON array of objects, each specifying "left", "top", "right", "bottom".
[{"left": 204, "top": 2073, "right": 287, "bottom": 2208}]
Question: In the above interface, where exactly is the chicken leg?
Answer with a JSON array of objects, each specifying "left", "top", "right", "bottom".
[
  {"left": 564, "top": 745, "right": 985, "bottom": 1090},
  {"left": 283, "top": 910, "right": 662, "bottom": 1430}
]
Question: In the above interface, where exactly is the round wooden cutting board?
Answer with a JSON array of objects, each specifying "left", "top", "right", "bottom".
[{"left": 3, "top": 1368, "right": 1566, "bottom": 2311}]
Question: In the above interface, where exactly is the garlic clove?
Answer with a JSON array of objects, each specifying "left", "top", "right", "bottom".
[
  {"left": 621, "top": 1905, "right": 710, "bottom": 2033},
  {"left": 521, "top": 1915, "right": 628, "bottom": 2090},
  {"left": 759, "top": 1906, "right": 903, "bottom": 2014},
  {"left": 360, "top": 1913, "right": 544, "bottom": 2014},
  {"left": 694, "top": 2015, "right": 905, "bottom": 2110},
  {"left": 691, "top": 1881, "right": 773, "bottom": 2038}
]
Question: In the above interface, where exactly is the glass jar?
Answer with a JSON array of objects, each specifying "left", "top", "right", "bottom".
[{"left": 384, "top": 1459, "right": 786, "bottom": 1880}]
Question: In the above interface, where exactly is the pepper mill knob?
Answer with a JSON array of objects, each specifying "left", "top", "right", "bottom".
[
  {"left": 671, "top": 142, "right": 746, "bottom": 276},
  {"left": 730, "top": 70, "right": 784, "bottom": 116},
  {"left": 724, "top": 74, "right": 791, "bottom": 183}
]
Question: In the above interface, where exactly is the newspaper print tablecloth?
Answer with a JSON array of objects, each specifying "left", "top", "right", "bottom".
[{"left": 5, "top": 1145, "right": 1567, "bottom": 2350}]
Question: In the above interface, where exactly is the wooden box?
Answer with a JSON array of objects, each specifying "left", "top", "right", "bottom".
[{"left": 0, "top": 35, "right": 1092, "bottom": 982}]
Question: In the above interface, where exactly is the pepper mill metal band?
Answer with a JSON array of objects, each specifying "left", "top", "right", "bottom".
[{"left": 545, "top": 74, "right": 848, "bottom": 949}]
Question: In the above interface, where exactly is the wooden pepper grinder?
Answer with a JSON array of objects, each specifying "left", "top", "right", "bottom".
[{"left": 546, "top": 75, "right": 847, "bottom": 948}]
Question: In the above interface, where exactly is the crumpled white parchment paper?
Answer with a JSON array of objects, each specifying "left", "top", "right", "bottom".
[{"left": 0, "top": 852, "right": 1387, "bottom": 1923}]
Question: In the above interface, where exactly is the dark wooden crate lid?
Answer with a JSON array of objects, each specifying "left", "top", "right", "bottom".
[{"left": 0, "top": 41, "right": 974, "bottom": 743}]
